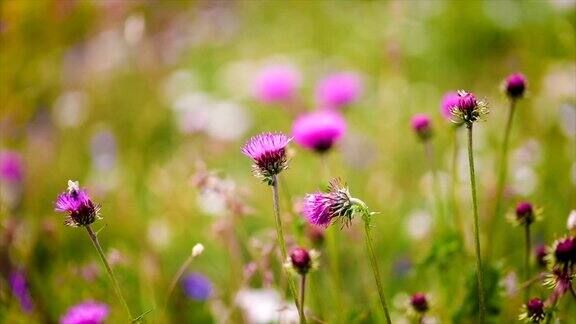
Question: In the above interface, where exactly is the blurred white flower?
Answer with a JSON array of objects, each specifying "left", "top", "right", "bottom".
[
  {"left": 219, "top": 60, "right": 258, "bottom": 99},
  {"left": 53, "top": 91, "right": 88, "bottom": 128},
  {"left": 235, "top": 288, "right": 282, "bottom": 324},
  {"left": 162, "top": 70, "right": 198, "bottom": 103},
  {"left": 511, "top": 166, "right": 538, "bottom": 197},
  {"left": 147, "top": 218, "right": 172, "bottom": 250},
  {"left": 406, "top": 209, "right": 432, "bottom": 240},
  {"left": 567, "top": 210, "right": 576, "bottom": 234},
  {"left": 512, "top": 139, "right": 542, "bottom": 169},
  {"left": 503, "top": 271, "right": 518, "bottom": 296},
  {"left": 124, "top": 13, "right": 145, "bottom": 46},
  {"left": 172, "top": 93, "right": 212, "bottom": 134},
  {"left": 85, "top": 30, "right": 127, "bottom": 75},
  {"left": 204, "top": 101, "right": 251, "bottom": 141},
  {"left": 90, "top": 129, "right": 117, "bottom": 172},
  {"left": 197, "top": 190, "right": 228, "bottom": 216},
  {"left": 192, "top": 243, "right": 204, "bottom": 257}
]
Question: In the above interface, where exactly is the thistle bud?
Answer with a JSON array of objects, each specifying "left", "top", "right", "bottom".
[
  {"left": 410, "top": 114, "right": 432, "bottom": 141},
  {"left": 504, "top": 73, "right": 527, "bottom": 99},
  {"left": 289, "top": 247, "right": 312, "bottom": 275},
  {"left": 410, "top": 292, "right": 429, "bottom": 313},
  {"left": 515, "top": 201, "right": 535, "bottom": 226}
]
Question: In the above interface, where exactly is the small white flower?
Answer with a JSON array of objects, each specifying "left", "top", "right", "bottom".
[
  {"left": 567, "top": 210, "right": 576, "bottom": 234},
  {"left": 192, "top": 243, "right": 204, "bottom": 257}
]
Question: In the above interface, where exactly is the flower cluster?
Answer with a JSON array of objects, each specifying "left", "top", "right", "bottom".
[
  {"left": 54, "top": 180, "right": 101, "bottom": 227},
  {"left": 241, "top": 132, "right": 292, "bottom": 185}
]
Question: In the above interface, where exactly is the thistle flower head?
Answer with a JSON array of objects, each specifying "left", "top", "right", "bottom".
[
  {"left": 518, "top": 298, "right": 545, "bottom": 323},
  {"left": 440, "top": 91, "right": 460, "bottom": 122},
  {"left": 450, "top": 90, "right": 488, "bottom": 124},
  {"left": 182, "top": 272, "right": 212, "bottom": 301},
  {"left": 316, "top": 72, "right": 362, "bottom": 109},
  {"left": 410, "top": 114, "right": 432, "bottom": 141},
  {"left": 286, "top": 247, "right": 319, "bottom": 275},
  {"left": 253, "top": 65, "right": 300, "bottom": 104},
  {"left": 410, "top": 292, "right": 429, "bottom": 313},
  {"left": 515, "top": 201, "right": 535, "bottom": 225},
  {"left": 504, "top": 73, "right": 527, "bottom": 99},
  {"left": 60, "top": 301, "right": 109, "bottom": 324},
  {"left": 54, "top": 180, "right": 101, "bottom": 227},
  {"left": 550, "top": 236, "right": 576, "bottom": 266},
  {"left": 292, "top": 110, "right": 347, "bottom": 153},
  {"left": 301, "top": 178, "right": 356, "bottom": 228},
  {"left": 241, "top": 132, "right": 291, "bottom": 185}
]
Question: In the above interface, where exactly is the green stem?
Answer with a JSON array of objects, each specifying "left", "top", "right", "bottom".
[
  {"left": 272, "top": 175, "right": 305, "bottom": 323},
  {"left": 524, "top": 224, "right": 531, "bottom": 302},
  {"left": 491, "top": 99, "right": 516, "bottom": 253},
  {"left": 85, "top": 225, "right": 134, "bottom": 321},
  {"left": 466, "top": 123, "right": 486, "bottom": 323},
  {"left": 299, "top": 274, "right": 306, "bottom": 322},
  {"left": 362, "top": 219, "right": 392, "bottom": 324},
  {"left": 165, "top": 252, "right": 195, "bottom": 309},
  {"left": 451, "top": 128, "right": 462, "bottom": 232}
]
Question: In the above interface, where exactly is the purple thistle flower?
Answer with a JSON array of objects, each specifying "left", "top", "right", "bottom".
[
  {"left": 60, "top": 301, "right": 109, "bottom": 324},
  {"left": 253, "top": 65, "right": 300, "bottom": 104},
  {"left": 440, "top": 92, "right": 460, "bottom": 121},
  {"left": 54, "top": 180, "right": 101, "bottom": 227},
  {"left": 515, "top": 201, "right": 535, "bottom": 225},
  {"left": 0, "top": 150, "right": 24, "bottom": 183},
  {"left": 504, "top": 73, "right": 527, "bottom": 99},
  {"left": 241, "top": 132, "right": 291, "bottom": 184},
  {"left": 181, "top": 272, "right": 212, "bottom": 301},
  {"left": 410, "top": 114, "right": 432, "bottom": 141},
  {"left": 315, "top": 72, "right": 362, "bottom": 109},
  {"left": 519, "top": 298, "right": 545, "bottom": 323},
  {"left": 410, "top": 292, "right": 429, "bottom": 313},
  {"left": 552, "top": 236, "right": 576, "bottom": 266},
  {"left": 9, "top": 269, "right": 34, "bottom": 313},
  {"left": 302, "top": 179, "right": 355, "bottom": 228},
  {"left": 450, "top": 90, "right": 488, "bottom": 124},
  {"left": 292, "top": 110, "right": 347, "bottom": 153},
  {"left": 289, "top": 247, "right": 312, "bottom": 275}
]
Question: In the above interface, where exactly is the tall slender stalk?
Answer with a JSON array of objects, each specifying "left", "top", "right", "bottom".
[
  {"left": 165, "top": 252, "right": 195, "bottom": 309},
  {"left": 85, "top": 225, "right": 133, "bottom": 321},
  {"left": 491, "top": 99, "right": 517, "bottom": 250},
  {"left": 299, "top": 274, "right": 307, "bottom": 323},
  {"left": 451, "top": 128, "right": 462, "bottom": 232},
  {"left": 362, "top": 220, "right": 392, "bottom": 324},
  {"left": 466, "top": 124, "right": 486, "bottom": 323},
  {"left": 272, "top": 175, "right": 305, "bottom": 323},
  {"left": 524, "top": 224, "right": 531, "bottom": 302}
]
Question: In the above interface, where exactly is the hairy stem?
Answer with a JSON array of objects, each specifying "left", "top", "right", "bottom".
[
  {"left": 363, "top": 220, "right": 392, "bottom": 324},
  {"left": 85, "top": 225, "right": 133, "bottom": 321},
  {"left": 524, "top": 224, "right": 531, "bottom": 302},
  {"left": 272, "top": 175, "right": 305, "bottom": 323},
  {"left": 299, "top": 274, "right": 307, "bottom": 322},
  {"left": 466, "top": 124, "right": 486, "bottom": 323}
]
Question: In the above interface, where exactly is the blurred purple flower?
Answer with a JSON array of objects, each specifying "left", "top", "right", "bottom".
[
  {"left": 182, "top": 272, "right": 212, "bottom": 301},
  {"left": 60, "top": 301, "right": 109, "bottom": 324},
  {"left": 241, "top": 132, "right": 291, "bottom": 183},
  {"left": 515, "top": 201, "right": 535, "bottom": 225},
  {"left": 440, "top": 91, "right": 459, "bottom": 121},
  {"left": 410, "top": 114, "right": 432, "bottom": 140},
  {"left": 316, "top": 72, "right": 362, "bottom": 109},
  {"left": 504, "top": 73, "right": 527, "bottom": 99},
  {"left": 9, "top": 269, "right": 34, "bottom": 313},
  {"left": 0, "top": 150, "right": 23, "bottom": 183},
  {"left": 90, "top": 130, "right": 117, "bottom": 172},
  {"left": 55, "top": 180, "right": 101, "bottom": 227},
  {"left": 253, "top": 65, "right": 300, "bottom": 104},
  {"left": 292, "top": 110, "right": 347, "bottom": 153},
  {"left": 410, "top": 292, "right": 429, "bottom": 313}
]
